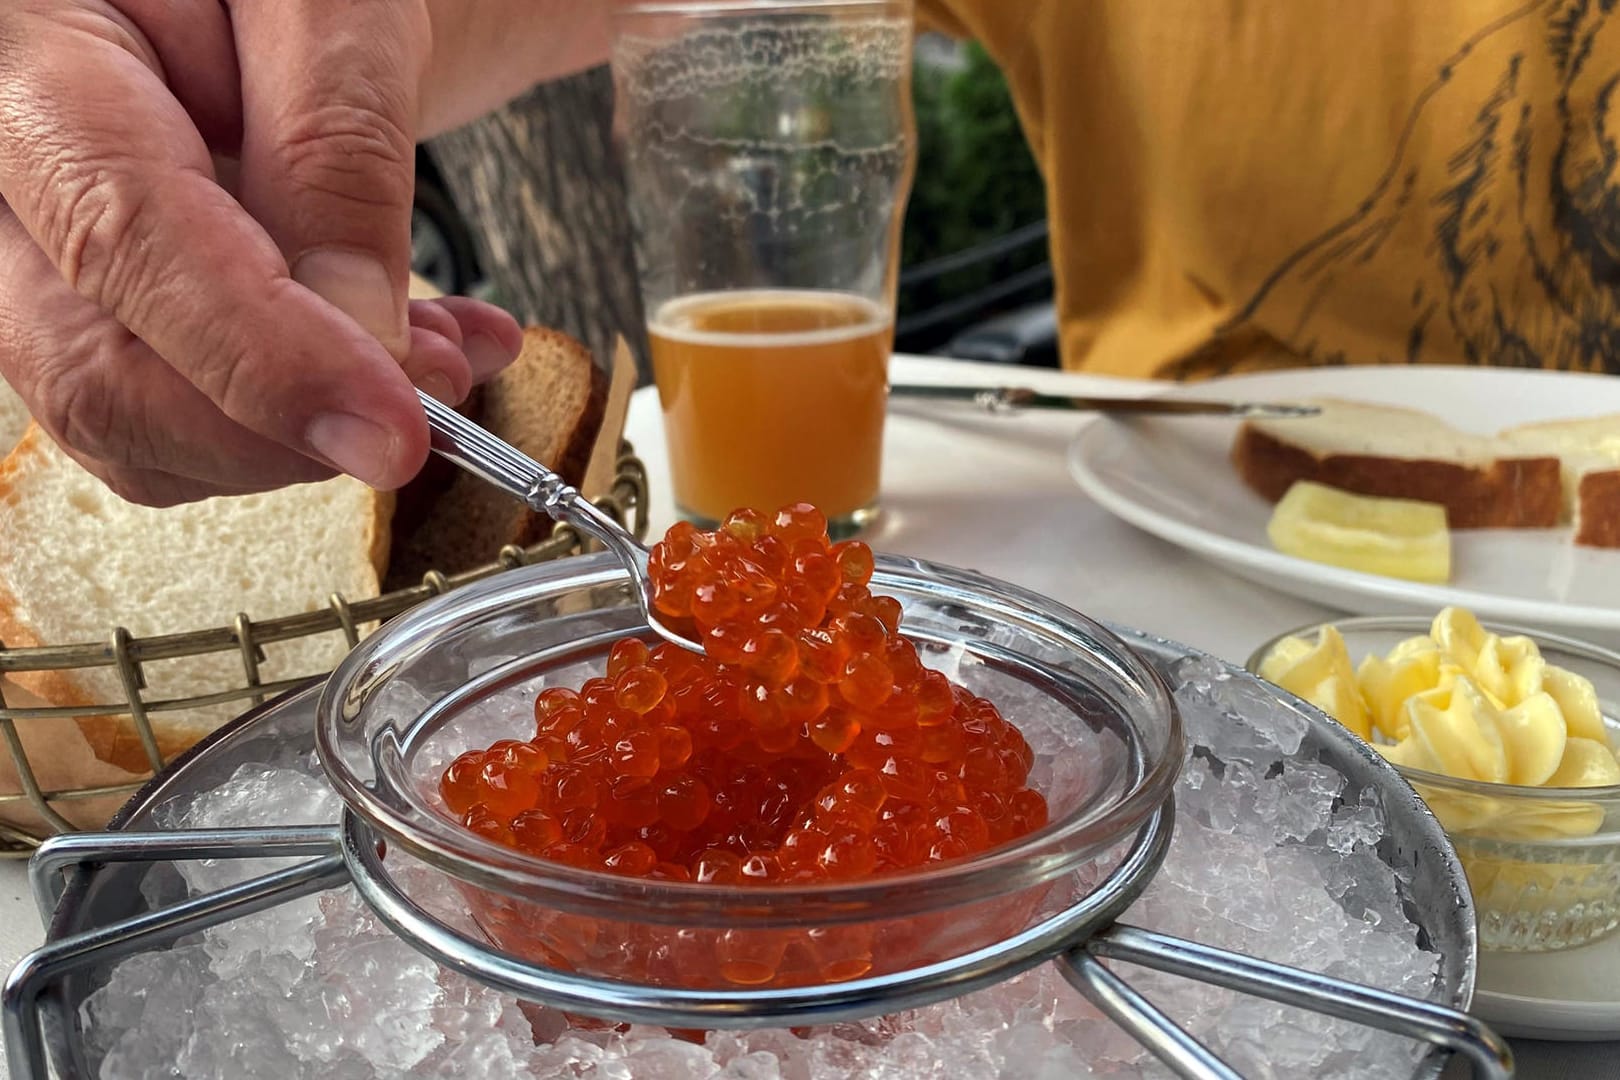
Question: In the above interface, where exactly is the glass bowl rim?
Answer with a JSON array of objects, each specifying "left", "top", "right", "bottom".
[
  {"left": 1246, "top": 613, "right": 1620, "bottom": 804},
  {"left": 315, "top": 551, "right": 1185, "bottom": 916}
]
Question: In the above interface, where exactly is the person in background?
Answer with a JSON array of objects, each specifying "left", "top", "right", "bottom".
[
  {"left": 0, "top": 1, "right": 1612, "bottom": 508},
  {"left": 914, "top": 1, "right": 1620, "bottom": 381}
]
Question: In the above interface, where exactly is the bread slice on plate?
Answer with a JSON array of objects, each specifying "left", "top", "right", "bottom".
[
  {"left": 385, "top": 326, "right": 608, "bottom": 588},
  {"left": 1231, "top": 398, "right": 1564, "bottom": 529},
  {"left": 1497, "top": 415, "right": 1620, "bottom": 546},
  {"left": 0, "top": 426, "right": 390, "bottom": 772}
]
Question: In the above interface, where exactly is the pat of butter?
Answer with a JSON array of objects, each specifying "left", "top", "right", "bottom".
[
  {"left": 1387, "top": 679, "right": 1566, "bottom": 787},
  {"left": 1256, "top": 625, "right": 1372, "bottom": 740},
  {"left": 1260, "top": 607, "right": 1620, "bottom": 841},
  {"left": 1265, "top": 481, "right": 1451, "bottom": 584},
  {"left": 1429, "top": 608, "right": 1545, "bottom": 710},
  {"left": 1545, "top": 665, "right": 1607, "bottom": 743},
  {"left": 1549, "top": 737, "right": 1620, "bottom": 787},
  {"left": 1356, "top": 636, "right": 1439, "bottom": 741}
]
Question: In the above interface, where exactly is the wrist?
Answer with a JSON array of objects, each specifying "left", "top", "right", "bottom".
[{"left": 421, "top": 0, "right": 611, "bottom": 137}]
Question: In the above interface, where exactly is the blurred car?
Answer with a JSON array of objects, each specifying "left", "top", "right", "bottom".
[
  {"left": 411, "top": 148, "right": 484, "bottom": 297},
  {"left": 898, "top": 37, "right": 1056, "bottom": 368},
  {"left": 896, "top": 219, "right": 1057, "bottom": 368}
]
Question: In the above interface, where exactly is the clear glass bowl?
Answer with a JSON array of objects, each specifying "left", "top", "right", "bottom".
[
  {"left": 1247, "top": 615, "right": 1620, "bottom": 953},
  {"left": 316, "top": 552, "right": 1182, "bottom": 992}
]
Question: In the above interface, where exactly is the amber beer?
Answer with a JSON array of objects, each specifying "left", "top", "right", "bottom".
[{"left": 649, "top": 289, "right": 891, "bottom": 529}]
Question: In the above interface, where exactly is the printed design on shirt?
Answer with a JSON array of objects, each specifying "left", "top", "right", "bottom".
[{"left": 1177, "top": 0, "right": 1620, "bottom": 376}]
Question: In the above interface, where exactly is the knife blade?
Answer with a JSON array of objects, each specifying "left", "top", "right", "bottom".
[{"left": 887, "top": 383, "right": 1321, "bottom": 419}]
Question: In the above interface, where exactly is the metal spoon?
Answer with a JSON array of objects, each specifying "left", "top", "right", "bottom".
[{"left": 416, "top": 390, "right": 707, "bottom": 656}]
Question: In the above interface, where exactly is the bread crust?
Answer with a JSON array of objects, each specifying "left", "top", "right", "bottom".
[
  {"left": 1576, "top": 470, "right": 1620, "bottom": 547},
  {"left": 385, "top": 326, "right": 610, "bottom": 586},
  {"left": 365, "top": 489, "right": 395, "bottom": 580},
  {"left": 0, "top": 432, "right": 160, "bottom": 772},
  {"left": 1231, "top": 425, "right": 1562, "bottom": 528},
  {"left": 542, "top": 332, "right": 610, "bottom": 489},
  {"left": 508, "top": 328, "right": 610, "bottom": 548},
  {"left": 0, "top": 593, "right": 127, "bottom": 766},
  {"left": 0, "top": 431, "right": 109, "bottom": 756}
]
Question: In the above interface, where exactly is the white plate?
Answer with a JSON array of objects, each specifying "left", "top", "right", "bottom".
[
  {"left": 1474, "top": 933, "right": 1620, "bottom": 1041},
  {"left": 1067, "top": 366, "right": 1620, "bottom": 639}
]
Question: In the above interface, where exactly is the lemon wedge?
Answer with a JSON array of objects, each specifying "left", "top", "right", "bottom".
[{"left": 1266, "top": 481, "right": 1451, "bottom": 583}]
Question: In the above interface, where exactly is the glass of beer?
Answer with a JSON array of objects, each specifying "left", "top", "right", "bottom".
[{"left": 611, "top": 0, "right": 916, "bottom": 537}]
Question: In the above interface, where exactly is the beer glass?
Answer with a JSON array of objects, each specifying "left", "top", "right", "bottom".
[{"left": 611, "top": 0, "right": 916, "bottom": 537}]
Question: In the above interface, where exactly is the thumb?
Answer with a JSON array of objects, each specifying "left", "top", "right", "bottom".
[{"left": 229, "top": 0, "right": 430, "bottom": 360}]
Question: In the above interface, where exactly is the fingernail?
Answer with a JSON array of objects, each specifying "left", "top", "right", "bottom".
[
  {"left": 293, "top": 250, "right": 407, "bottom": 356},
  {"left": 465, "top": 332, "right": 518, "bottom": 382},
  {"left": 305, "top": 412, "right": 401, "bottom": 487},
  {"left": 418, "top": 371, "right": 458, "bottom": 405}
]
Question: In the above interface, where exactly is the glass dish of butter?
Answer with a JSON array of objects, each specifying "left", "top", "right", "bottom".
[{"left": 1248, "top": 609, "right": 1620, "bottom": 953}]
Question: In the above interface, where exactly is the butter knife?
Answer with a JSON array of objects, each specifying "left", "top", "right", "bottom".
[{"left": 888, "top": 383, "right": 1321, "bottom": 419}]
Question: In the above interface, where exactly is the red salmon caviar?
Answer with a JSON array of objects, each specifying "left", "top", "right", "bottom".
[
  {"left": 607, "top": 638, "right": 651, "bottom": 679},
  {"left": 439, "top": 503, "right": 1049, "bottom": 982}
]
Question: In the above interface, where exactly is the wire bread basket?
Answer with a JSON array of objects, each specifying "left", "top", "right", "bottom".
[{"left": 0, "top": 447, "right": 649, "bottom": 856}]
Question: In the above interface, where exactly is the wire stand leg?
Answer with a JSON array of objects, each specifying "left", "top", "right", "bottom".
[{"left": 5, "top": 827, "right": 348, "bottom": 1080}]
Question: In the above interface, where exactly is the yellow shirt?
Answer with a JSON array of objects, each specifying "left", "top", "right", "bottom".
[{"left": 917, "top": 0, "right": 1620, "bottom": 379}]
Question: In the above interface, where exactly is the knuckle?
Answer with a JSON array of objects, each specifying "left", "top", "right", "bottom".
[
  {"left": 0, "top": 17, "right": 171, "bottom": 315},
  {"left": 205, "top": 340, "right": 265, "bottom": 425},
  {"left": 27, "top": 328, "right": 163, "bottom": 472},
  {"left": 173, "top": 300, "right": 285, "bottom": 430},
  {"left": 98, "top": 466, "right": 188, "bottom": 509},
  {"left": 33, "top": 355, "right": 124, "bottom": 464},
  {"left": 0, "top": 10, "right": 53, "bottom": 82},
  {"left": 0, "top": 304, "right": 29, "bottom": 383},
  {"left": 277, "top": 97, "right": 415, "bottom": 214},
  {"left": 97, "top": 468, "right": 159, "bottom": 506},
  {"left": 0, "top": 18, "right": 22, "bottom": 79},
  {"left": 26, "top": 146, "right": 164, "bottom": 315}
]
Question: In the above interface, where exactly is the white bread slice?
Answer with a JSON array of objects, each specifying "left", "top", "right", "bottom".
[
  {"left": 385, "top": 326, "right": 608, "bottom": 589},
  {"left": 0, "top": 380, "right": 29, "bottom": 456},
  {"left": 1497, "top": 415, "right": 1620, "bottom": 546},
  {"left": 1498, "top": 415, "right": 1620, "bottom": 511},
  {"left": 0, "top": 676, "right": 144, "bottom": 833},
  {"left": 0, "top": 425, "right": 390, "bottom": 772},
  {"left": 1232, "top": 398, "right": 1564, "bottom": 529},
  {"left": 1247, "top": 398, "right": 1501, "bottom": 460}
]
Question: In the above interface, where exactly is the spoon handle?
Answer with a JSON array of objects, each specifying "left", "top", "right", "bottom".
[{"left": 416, "top": 391, "right": 638, "bottom": 559}]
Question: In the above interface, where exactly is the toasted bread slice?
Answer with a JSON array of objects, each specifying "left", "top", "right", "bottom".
[
  {"left": 0, "top": 425, "right": 390, "bottom": 772},
  {"left": 385, "top": 326, "right": 609, "bottom": 588},
  {"left": 1572, "top": 470, "right": 1620, "bottom": 548},
  {"left": 1496, "top": 415, "right": 1620, "bottom": 546},
  {"left": 1232, "top": 398, "right": 1563, "bottom": 529}
]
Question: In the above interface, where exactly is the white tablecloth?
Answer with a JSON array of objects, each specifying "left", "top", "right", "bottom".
[{"left": 0, "top": 355, "right": 1610, "bottom": 1078}]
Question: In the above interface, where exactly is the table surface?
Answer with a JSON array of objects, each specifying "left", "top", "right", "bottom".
[{"left": 0, "top": 355, "right": 1611, "bottom": 1079}]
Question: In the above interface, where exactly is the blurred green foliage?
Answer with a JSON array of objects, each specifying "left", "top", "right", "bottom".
[{"left": 901, "top": 42, "right": 1048, "bottom": 289}]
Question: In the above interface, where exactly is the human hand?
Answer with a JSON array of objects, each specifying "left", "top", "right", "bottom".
[{"left": 0, "top": 0, "right": 523, "bottom": 506}]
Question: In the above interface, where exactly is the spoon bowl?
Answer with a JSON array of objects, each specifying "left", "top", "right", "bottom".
[{"left": 416, "top": 391, "right": 706, "bottom": 655}]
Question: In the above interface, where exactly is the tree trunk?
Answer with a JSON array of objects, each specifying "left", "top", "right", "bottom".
[{"left": 425, "top": 68, "right": 650, "bottom": 378}]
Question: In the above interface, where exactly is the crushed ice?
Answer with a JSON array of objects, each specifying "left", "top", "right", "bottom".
[{"left": 83, "top": 655, "right": 1442, "bottom": 1079}]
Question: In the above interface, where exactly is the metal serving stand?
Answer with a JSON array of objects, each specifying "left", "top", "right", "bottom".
[{"left": 1, "top": 632, "right": 1514, "bottom": 1080}]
